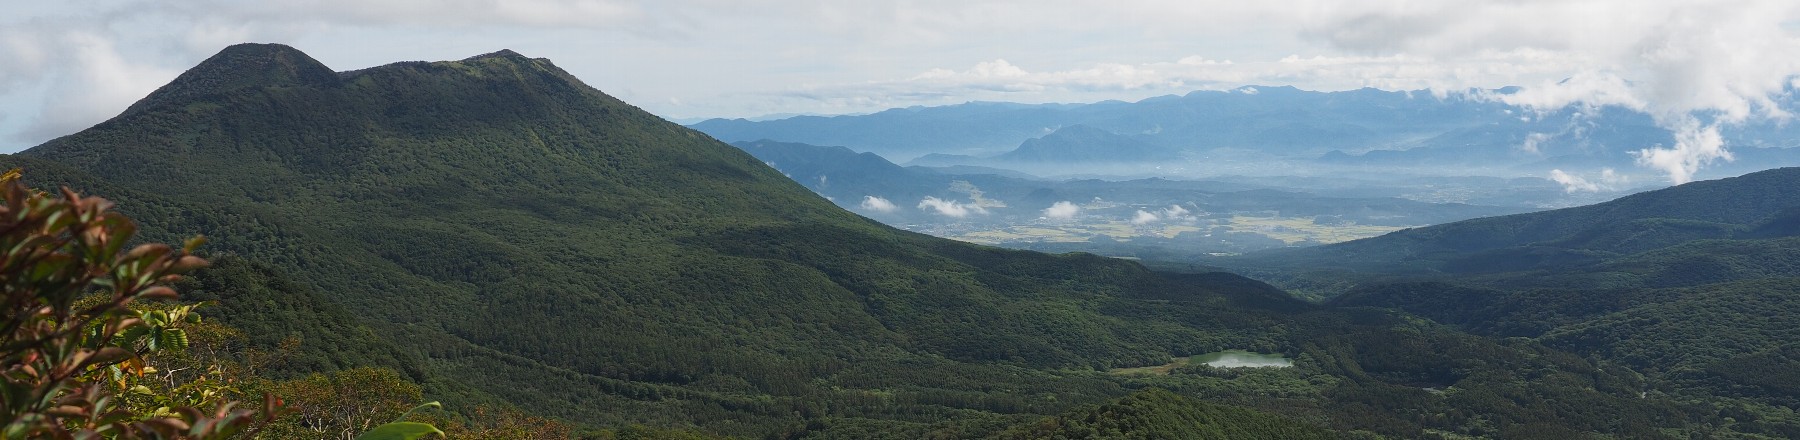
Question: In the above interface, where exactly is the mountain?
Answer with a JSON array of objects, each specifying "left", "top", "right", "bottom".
[
  {"left": 994, "top": 125, "right": 1179, "bottom": 163},
  {"left": 732, "top": 139, "right": 1528, "bottom": 229},
  {"left": 1, "top": 43, "right": 1745, "bottom": 438},
  {"left": 688, "top": 86, "right": 1508, "bottom": 161},
  {"left": 1248, "top": 167, "right": 1800, "bottom": 273},
  {"left": 692, "top": 87, "right": 1800, "bottom": 181},
  {"left": 1214, "top": 167, "right": 1800, "bottom": 436}
]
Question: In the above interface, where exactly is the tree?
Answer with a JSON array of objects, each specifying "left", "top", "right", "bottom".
[{"left": 1, "top": 169, "right": 284, "bottom": 438}]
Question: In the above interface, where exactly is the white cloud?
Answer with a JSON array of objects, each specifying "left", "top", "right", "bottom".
[
  {"left": 1043, "top": 201, "right": 1079, "bottom": 219},
  {"left": 860, "top": 195, "right": 898, "bottom": 212},
  {"left": 918, "top": 196, "right": 986, "bottom": 217},
  {"left": 1635, "top": 118, "right": 1729, "bottom": 185},
  {"left": 1131, "top": 210, "right": 1159, "bottom": 224},
  {"left": 1520, "top": 132, "right": 1552, "bottom": 154},
  {"left": 1159, "top": 205, "right": 1193, "bottom": 221},
  {"left": 1548, "top": 168, "right": 1630, "bottom": 193},
  {"left": 1131, "top": 204, "right": 1195, "bottom": 225},
  {"left": 1311, "top": 0, "right": 1800, "bottom": 183}
]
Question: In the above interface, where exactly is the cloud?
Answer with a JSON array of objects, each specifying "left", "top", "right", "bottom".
[
  {"left": 1635, "top": 118, "right": 1729, "bottom": 185},
  {"left": 1308, "top": 0, "right": 1800, "bottom": 183},
  {"left": 917, "top": 196, "right": 986, "bottom": 217},
  {"left": 1159, "top": 205, "right": 1193, "bottom": 221},
  {"left": 1548, "top": 168, "right": 1630, "bottom": 193},
  {"left": 1, "top": 25, "right": 182, "bottom": 143},
  {"left": 860, "top": 195, "right": 898, "bottom": 212},
  {"left": 1131, "top": 204, "right": 1195, "bottom": 225},
  {"left": 165, "top": 0, "right": 648, "bottom": 30},
  {"left": 1520, "top": 132, "right": 1552, "bottom": 154},
  {"left": 1043, "top": 201, "right": 1079, "bottom": 219}
]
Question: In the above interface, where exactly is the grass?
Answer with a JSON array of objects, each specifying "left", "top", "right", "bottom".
[
  {"left": 950, "top": 216, "right": 1404, "bottom": 246},
  {"left": 1107, "top": 356, "right": 1193, "bottom": 376}
]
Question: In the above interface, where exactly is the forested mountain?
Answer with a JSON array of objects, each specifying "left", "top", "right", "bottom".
[
  {"left": 1249, "top": 167, "right": 1800, "bottom": 273},
  {"left": 1209, "top": 167, "right": 1800, "bottom": 438},
  {"left": 1, "top": 43, "right": 1780, "bottom": 438}
]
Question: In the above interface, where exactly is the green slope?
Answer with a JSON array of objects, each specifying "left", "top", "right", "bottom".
[
  {"left": 4, "top": 43, "right": 1311, "bottom": 433},
  {"left": 1248, "top": 167, "right": 1800, "bottom": 274},
  {"left": 0, "top": 43, "right": 1731, "bottom": 438}
]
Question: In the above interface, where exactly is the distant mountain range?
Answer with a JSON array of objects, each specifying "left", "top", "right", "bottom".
[
  {"left": 692, "top": 86, "right": 1800, "bottom": 179},
  {"left": 731, "top": 139, "right": 1528, "bottom": 228},
  {"left": 996, "top": 124, "right": 1180, "bottom": 163}
]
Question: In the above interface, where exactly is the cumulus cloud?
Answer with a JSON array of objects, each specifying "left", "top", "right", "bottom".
[
  {"left": 0, "top": 24, "right": 182, "bottom": 143},
  {"left": 918, "top": 196, "right": 986, "bottom": 217},
  {"left": 1548, "top": 168, "right": 1630, "bottom": 193},
  {"left": 1043, "top": 201, "right": 1079, "bottom": 219},
  {"left": 1159, "top": 205, "right": 1193, "bottom": 221},
  {"left": 1131, "top": 205, "right": 1198, "bottom": 225},
  {"left": 860, "top": 195, "right": 898, "bottom": 212},
  {"left": 785, "top": 50, "right": 1578, "bottom": 112},
  {"left": 1307, "top": 0, "right": 1800, "bottom": 183}
]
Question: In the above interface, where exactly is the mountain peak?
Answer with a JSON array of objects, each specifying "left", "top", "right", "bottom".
[
  {"left": 462, "top": 49, "right": 531, "bottom": 62},
  {"left": 125, "top": 43, "right": 338, "bottom": 115},
  {"left": 998, "top": 124, "right": 1178, "bottom": 163}
]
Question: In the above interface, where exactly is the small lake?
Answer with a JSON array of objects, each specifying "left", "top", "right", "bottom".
[{"left": 1193, "top": 350, "right": 1292, "bottom": 368}]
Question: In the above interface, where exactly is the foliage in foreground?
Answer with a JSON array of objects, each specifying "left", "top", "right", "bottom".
[
  {"left": 0, "top": 171, "right": 282, "bottom": 438},
  {"left": 0, "top": 171, "right": 459, "bottom": 439}
]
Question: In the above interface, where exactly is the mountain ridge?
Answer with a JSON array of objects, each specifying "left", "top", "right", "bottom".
[{"left": 1244, "top": 166, "right": 1800, "bottom": 272}]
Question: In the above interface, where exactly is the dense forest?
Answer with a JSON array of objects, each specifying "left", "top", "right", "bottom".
[{"left": 5, "top": 43, "right": 1798, "bottom": 439}]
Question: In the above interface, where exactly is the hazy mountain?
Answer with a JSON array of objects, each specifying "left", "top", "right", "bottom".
[
  {"left": 730, "top": 139, "right": 1530, "bottom": 229},
  {"left": 690, "top": 87, "right": 1510, "bottom": 161},
  {"left": 693, "top": 87, "right": 1800, "bottom": 180},
  {"left": 994, "top": 125, "right": 1180, "bottom": 163},
  {"left": 2, "top": 43, "right": 1759, "bottom": 437}
]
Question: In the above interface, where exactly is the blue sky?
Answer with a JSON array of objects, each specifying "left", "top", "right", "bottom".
[{"left": 5, "top": 1, "right": 1800, "bottom": 183}]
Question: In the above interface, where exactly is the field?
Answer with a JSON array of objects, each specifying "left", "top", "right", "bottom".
[{"left": 949, "top": 215, "right": 1407, "bottom": 246}]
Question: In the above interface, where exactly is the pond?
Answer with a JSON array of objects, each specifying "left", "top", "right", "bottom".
[{"left": 1192, "top": 350, "right": 1292, "bottom": 368}]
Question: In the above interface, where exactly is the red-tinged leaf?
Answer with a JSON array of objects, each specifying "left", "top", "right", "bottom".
[
  {"left": 78, "top": 347, "right": 132, "bottom": 370},
  {"left": 137, "top": 286, "right": 178, "bottom": 301}
]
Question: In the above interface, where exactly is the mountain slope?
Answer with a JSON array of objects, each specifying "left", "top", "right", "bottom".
[
  {"left": 7, "top": 43, "right": 1320, "bottom": 434},
  {"left": 1249, "top": 167, "right": 1800, "bottom": 273}
]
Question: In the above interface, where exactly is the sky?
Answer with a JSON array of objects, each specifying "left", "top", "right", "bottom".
[{"left": 5, "top": 0, "right": 1800, "bottom": 183}]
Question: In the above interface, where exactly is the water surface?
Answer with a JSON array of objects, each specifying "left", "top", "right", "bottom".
[{"left": 1194, "top": 350, "right": 1292, "bottom": 368}]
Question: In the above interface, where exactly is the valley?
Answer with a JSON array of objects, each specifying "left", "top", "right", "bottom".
[{"left": 919, "top": 213, "right": 1406, "bottom": 249}]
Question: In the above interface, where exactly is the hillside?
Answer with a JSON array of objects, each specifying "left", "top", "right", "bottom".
[
  {"left": 1, "top": 43, "right": 1739, "bottom": 438},
  {"left": 1246, "top": 166, "right": 1800, "bottom": 273},
  {"left": 1201, "top": 167, "right": 1800, "bottom": 437}
]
